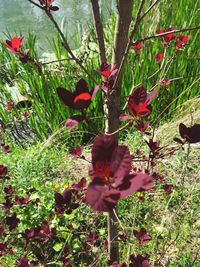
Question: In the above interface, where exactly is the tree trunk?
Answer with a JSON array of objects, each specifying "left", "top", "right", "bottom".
[
  {"left": 105, "top": 0, "right": 134, "bottom": 136},
  {"left": 105, "top": 0, "right": 134, "bottom": 263}
]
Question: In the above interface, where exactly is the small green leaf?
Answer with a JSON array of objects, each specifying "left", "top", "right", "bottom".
[{"left": 53, "top": 243, "right": 63, "bottom": 252}]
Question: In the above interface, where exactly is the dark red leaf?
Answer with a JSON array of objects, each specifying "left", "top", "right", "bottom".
[
  {"left": 163, "top": 184, "right": 174, "bottom": 194},
  {"left": 50, "top": 5, "right": 59, "bottom": 11},
  {"left": 133, "top": 228, "right": 152, "bottom": 246},
  {"left": 0, "top": 165, "right": 8, "bottom": 177},
  {"left": 155, "top": 53, "right": 164, "bottom": 63},
  {"left": 130, "top": 254, "right": 151, "bottom": 267},
  {"left": 133, "top": 42, "right": 144, "bottom": 53},
  {"left": 179, "top": 123, "right": 200, "bottom": 143},
  {"left": 91, "top": 134, "right": 118, "bottom": 166},
  {"left": 86, "top": 181, "right": 120, "bottom": 212},
  {"left": 56, "top": 87, "right": 73, "bottom": 108},
  {"left": 68, "top": 146, "right": 83, "bottom": 158},
  {"left": 65, "top": 115, "right": 85, "bottom": 129},
  {"left": 119, "top": 173, "right": 153, "bottom": 199},
  {"left": 119, "top": 114, "right": 133, "bottom": 121},
  {"left": 111, "top": 146, "right": 132, "bottom": 185},
  {"left": 128, "top": 87, "right": 155, "bottom": 118},
  {"left": 135, "top": 121, "right": 150, "bottom": 133}
]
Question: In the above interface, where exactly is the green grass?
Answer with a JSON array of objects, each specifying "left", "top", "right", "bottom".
[{"left": 0, "top": 121, "right": 199, "bottom": 266}]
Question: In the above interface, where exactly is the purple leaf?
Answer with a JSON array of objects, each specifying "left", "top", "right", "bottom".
[
  {"left": 146, "top": 90, "right": 158, "bottom": 105},
  {"left": 57, "top": 87, "right": 73, "bottom": 108},
  {"left": 119, "top": 114, "right": 133, "bottom": 121},
  {"left": 65, "top": 115, "right": 85, "bottom": 129},
  {"left": 86, "top": 182, "right": 120, "bottom": 212},
  {"left": 91, "top": 134, "right": 118, "bottom": 165},
  {"left": 91, "top": 85, "right": 100, "bottom": 100},
  {"left": 111, "top": 146, "right": 132, "bottom": 185},
  {"left": 119, "top": 173, "right": 153, "bottom": 199},
  {"left": 179, "top": 123, "right": 200, "bottom": 143}
]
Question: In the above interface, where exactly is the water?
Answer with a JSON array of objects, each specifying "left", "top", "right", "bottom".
[{"left": 0, "top": 0, "right": 114, "bottom": 54}]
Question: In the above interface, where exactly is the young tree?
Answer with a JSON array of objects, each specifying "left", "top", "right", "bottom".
[{"left": 1, "top": 0, "right": 199, "bottom": 265}]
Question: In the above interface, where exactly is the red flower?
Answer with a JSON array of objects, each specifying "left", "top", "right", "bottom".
[
  {"left": 175, "top": 34, "right": 190, "bottom": 49},
  {"left": 2, "top": 37, "right": 23, "bottom": 54},
  {"left": 128, "top": 87, "right": 157, "bottom": 118},
  {"left": 57, "top": 79, "right": 97, "bottom": 110},
  {"left": 86, "top": 135, "right": 153, "bottom": 212},
  {"left": 155, "top": 53, "right": 164, "bottom": 63},
  {"left": 133, "top": 42, "right": 144, "bottom": 53}
]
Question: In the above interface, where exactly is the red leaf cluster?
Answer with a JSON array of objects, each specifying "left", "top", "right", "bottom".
[
  {"left": 99, "top": 63, "right": 118, "bottom": 91},
  {"left": 133, "top": 228, "right": 152, "bottom": 246},
  {"left": 128, "top": 87, "right": 157, "bottom": 118},
  {"left": 86, "top": 135, "right": 153, "bottom": 212},
  {"left": 23, "top": 220, "right": 56, "bottom": 243},
  {"left": 132, "top": 42, "right": 144, "bottom": 53},
  {"left": 57, "top": 79, "right": 93, "bottom": 110},
  {"left": 38, "top": 0, "right": 59, "bottom": 11}
]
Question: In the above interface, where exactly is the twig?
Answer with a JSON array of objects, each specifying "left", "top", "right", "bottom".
[
  {"left": 41, "top": 58, "right": 73, "bottom": 65},
  {"left": 152, "top": 77, "right": 200, "bottom": 125},
  {"left": 27, "top": 0, "right": 43, "bottom": 9},
  {"left": 105, "top": 120, "right": 133, "bottom": 136},
  {"left": 135, "top": 25, "right": 200, "bottom": 44},
  {"left": 123, "top": 47, "right": 167, "bottom": 110},
  {"left": 139, "top": 0, "right": 161, "bottom": 22},
  {"left": 27, "top": 0, "right": 98, "bottom": 84}
]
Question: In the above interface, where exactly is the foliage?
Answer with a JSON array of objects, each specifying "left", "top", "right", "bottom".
[{"left": 0, "top": 0, "right": 200, "bottom": 266}]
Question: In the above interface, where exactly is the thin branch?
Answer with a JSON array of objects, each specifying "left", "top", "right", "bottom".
[
  {"left": 90, "top": 0, "right": 107, "bottom": 64},
  {"left": 123, "top": 47, "right": 168, "bottom": 110},
  {"left": 27, "top": 0, "right": 44, "bottom": 9},
  {"left": 41, "top": 58, "right": 73, "bottom": 65},
  {"left": 169, "top": 73, "right": 200, "bottom": 82},
  {"left": 27, "top": 0, "right": 98, "bottom": 84},
  {"left": 139, "top": 0, "right": 161, "bottom": 22},
  {"left": 105, "top": 120, "right": 133, "bottom": 136},
  {"left": 149, "top": 73, "right": 200, "bottom": 92},
  {"left": 135, "top": 25, "right": 200, "bottom": 44}
]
